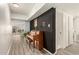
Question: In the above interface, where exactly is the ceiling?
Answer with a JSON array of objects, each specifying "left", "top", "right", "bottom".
[
  {"left": 9, "top": 3, "right": 46, "bottom": 21},
  {"left": 54, "top": 3, "right": 79, "bottom": 16},
  {"left": 9, "top": 3, "right": 79, "bottom": 21},
  {"left": 9, "top": 3, "right": 36, "bottom": 16}
]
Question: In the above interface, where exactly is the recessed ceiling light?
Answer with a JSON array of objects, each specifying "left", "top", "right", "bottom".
[{"left": 12, "top": 3, "right": 19, "bottom": 8}]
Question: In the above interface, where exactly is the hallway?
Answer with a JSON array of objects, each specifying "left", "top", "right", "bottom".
[{"left": 9, "top": 35, "right": 49, "bottom": 55}]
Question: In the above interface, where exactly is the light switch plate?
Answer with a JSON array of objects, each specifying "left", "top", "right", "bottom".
[{"left": 48, "top": 24, "right": 50, "bottom": 28}]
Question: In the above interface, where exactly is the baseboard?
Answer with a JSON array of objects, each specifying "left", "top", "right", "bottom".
[
  {"left": 7, "top": 40, "right": 13, "bottom": 55},
  {"left": 43, "top": 48, "right": 54, "bottom": 55}
]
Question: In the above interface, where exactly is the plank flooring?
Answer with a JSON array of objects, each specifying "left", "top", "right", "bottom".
[
  {"left": 9, "top": 35, "right": 50, "bottom": 55},
  {"left": 9, "top": 34, "right": 79, "bottom": 55},
  {"left": 56, "top": 42, "right": 79, "bottom": 55}
]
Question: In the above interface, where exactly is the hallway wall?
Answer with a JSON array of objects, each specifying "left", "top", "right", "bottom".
[
  {"left": 0, "top": 4, "right": 12, "bottom": 54},
  {"left": 73, "top": 17, "right": 79, "bottom": 42},
  {"left": 11, "top": 13, "right": 27, "bottom": 20},
  {"left": 56, "top": 8, "right": 74, "bottom": 49},
  {"left": 56, "top": 8, "right": 63, "bottom": 49}
]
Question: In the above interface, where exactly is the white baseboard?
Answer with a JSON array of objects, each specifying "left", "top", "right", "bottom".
[
  {"left": 7, "top": 40, "right": 13, "bottom": 55},
  {"left": 43, "top": 48, "right": 54, "bottom": 55}
]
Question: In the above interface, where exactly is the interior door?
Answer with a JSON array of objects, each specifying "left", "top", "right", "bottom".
[
  {"left": 73, "top": 17, "right": 79, "bottom": 42},
  {"left": 63, "top": 13, "right": 73, "bottom": 48},
  {"left": 68, "top": 16, "right": 74, "bottom": 45},
  {"left": 63, "top": 13, "right": 69, "bottom": 48}
]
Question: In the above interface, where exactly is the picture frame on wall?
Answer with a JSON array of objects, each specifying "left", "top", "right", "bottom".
[{"left": 34, "top": 19, "right": 37, "bottom": 28}]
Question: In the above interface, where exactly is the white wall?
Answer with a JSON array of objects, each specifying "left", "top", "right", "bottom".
[
  {"left": 11, "top": 19, "right": 30, "bottom": 32},
  {"left": 56, "top": 8, "right": 63, "bottom": 49},
  {"left": 56, "top": 8, "right": 74, "bottom": 49},
  {"left": 0, "top": 4, "right": 12, "bottom": 54},
  {"left": 11, "top": 13, "right": 27, "bottom": 20},
  {"left": 73, "top": 17, "right": 79, "bottom": 42}
]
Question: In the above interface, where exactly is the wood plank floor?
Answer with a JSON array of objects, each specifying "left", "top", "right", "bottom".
[
  {"left": 56, "top": 42, "right": 79, "bottom": 55},
  {"left": 9, "top": 35, "right": 50, "bottom": 55},
  {"left": 9, "top": 34, "right": 79, "bottom": 55}
]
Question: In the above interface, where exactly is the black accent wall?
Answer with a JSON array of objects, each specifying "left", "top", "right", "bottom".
[
  {"left": 30, "top": 20, "right": 34, "bottom": 31},
  {"left": 30, "top": 8, "right": 56, "bottom": 54}
]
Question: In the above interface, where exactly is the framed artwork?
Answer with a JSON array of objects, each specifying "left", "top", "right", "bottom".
[{"left": 34, "top": 19, "right": 37, "bottom": 28}]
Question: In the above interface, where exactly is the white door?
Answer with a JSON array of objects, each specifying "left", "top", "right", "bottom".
[
  {"left": 63, "top": 13, "right": 69, "bottom": 48},
  {"left": 73, "top": 17, "right": 79, "bottom": 42},
  {"left": 65, "top": 14, "right": 69, "bottom": 47},
  {"left": 63, "top": 13, "right": 73, "bottom": 48},
  {"left": 68, "top": 16, "right": 73, "bottom": 45}
]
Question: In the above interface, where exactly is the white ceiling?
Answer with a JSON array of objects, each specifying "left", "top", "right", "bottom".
[
  {"left": 54, "top": 3, "right": 79, "bottom": 16},
  {"left": 9, "top": 3, "right": 36, "bottom": 15},
  {"left": 9, "top": 3, "right": 46, "bottom": 21},
  {"left": 9, "top": 3, "right": 79, "bottom": 21}
]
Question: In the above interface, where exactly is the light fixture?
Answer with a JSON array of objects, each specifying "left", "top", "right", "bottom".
[{"left": 12, "top": 3, "right": 19, "bottom": 8}]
